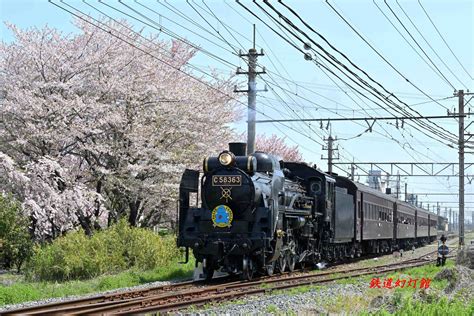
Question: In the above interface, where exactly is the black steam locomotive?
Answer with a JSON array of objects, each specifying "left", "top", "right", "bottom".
[{"left": 177, "top": 143, "right": 442, "bottom": 280}]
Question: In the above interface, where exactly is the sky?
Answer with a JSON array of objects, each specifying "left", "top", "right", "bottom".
[{"left": 1, "top": 0, "right": 473, "bottom": 223}]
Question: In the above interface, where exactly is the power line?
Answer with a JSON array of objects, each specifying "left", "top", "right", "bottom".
[
  {"left": 395, "top": 0, "right": 467, "bottom": 89},
  {"left": 254, "top": 1, "right": 459, "bottom": 145},
  {"left": 194, "top": 3, "right": 462, "bottom": 190},
  {"left": 56, "top": 0, "right": 348, "bottom": 160},
  {"left": 377, "top": 0, "right": 455, "bottom": 90},
  {"left": 237, "top": 0, "right": 460, "bottom": 178},
  {"left": 275, "top": 0, "right": 458, "bottom": 144},
  {"left": 324, "top": 0, "right": 457, "bottom": 113},
  {"left": 255, "top": 114, "right": 463, "bottom": 124},
  {"left": 189, "top": 1, "right": 332, "bottom": 151},
  {"left": 418, "top": 0, "right": 474, "bottom": 81}
]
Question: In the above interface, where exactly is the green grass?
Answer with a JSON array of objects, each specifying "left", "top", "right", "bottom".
[
  {"left": 357, "top": 259, "right": 474, "bottom": 315},
  {"left": 266, "top": 304, "right": 280, "bottom": 314},
  {"left": 361, "top": 297, "right": 474, "bottom": 316},
  {"left": 310, "top": 258, "right": 472, "bottom": 315},
  {"left": 321, "top": 294, "right": 369, "bottom": 314},
  {"left": 383, "top": 259, "right": 455, "bottom": 292},
  {"left": 0, "top": 259, "right": 194, "bottom": 306}
]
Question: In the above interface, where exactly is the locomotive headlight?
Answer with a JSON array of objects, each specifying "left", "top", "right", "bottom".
[{"left": 218, "top": 151, "right": 234, "bottom": 166}]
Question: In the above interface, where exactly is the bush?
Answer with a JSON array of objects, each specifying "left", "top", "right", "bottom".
[
  {"left": 0, "top": 194, "right": 33, "bottom": 272},
  {"left": 25, "top": 220, "right": 181, "bottom": 281}
]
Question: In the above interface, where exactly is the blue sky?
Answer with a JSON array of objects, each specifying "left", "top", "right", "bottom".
[{"left": 1, "top": 0, "right": 473, "bottom": 220}]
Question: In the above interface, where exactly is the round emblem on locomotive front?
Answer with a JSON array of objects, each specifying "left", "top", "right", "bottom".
[{"left": 212, "top": 205, "right": 233, "bottom": 228}]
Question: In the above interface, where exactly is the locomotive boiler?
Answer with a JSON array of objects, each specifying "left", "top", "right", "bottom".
[{"left": 177, "top": 142, "right": 331, "bottom": 279}]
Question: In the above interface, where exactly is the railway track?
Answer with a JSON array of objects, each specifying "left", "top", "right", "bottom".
[{"left": 4, "top": 247, "right": 448, "bottom": 315}]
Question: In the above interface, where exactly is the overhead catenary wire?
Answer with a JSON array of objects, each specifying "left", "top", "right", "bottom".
[
  {"left": 418, "top": 0, "right": 474, "bottom": 81},
  {"left": 247, "top": 1, "right": 458, "bottom": 146},
  {"left": 52, "top": 1, "right": 462, "bottom": 196},
  {"left": 185, "top": 0, "right": 331, "bottom": 151},
  {"left": 395, "top": 0, "right": 467, "bottom": 89},
  {"left": 324, "top": 0, "right": 458, "bottom": 113},
  {"left": 50, "top": 0, "right": 343, "bottom": 162},
  {"left": 189, "top": 0, "right": 366, "bottom": 166},
  {"left": 234, "top": 0, "right": 461, "bottom": 180},
  {"left": 378, "top": 0, "right": 456, "bottom": 90},
  {"left": 273, "top": 0, "right": 458, "bottom": 143},
  {"left": 158, "top": 0, "right": 460, "bottom": 175},
  {"left": 258, "top": 0, "right": 462, "bottom": 195}
]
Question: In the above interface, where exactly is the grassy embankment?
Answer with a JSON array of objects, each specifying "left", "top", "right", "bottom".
[
  {"left": 0, "top": 221, "right": 195, "bottom": 306},
  {"left": 0, "top": 260, "right": 194, "bottom": 306},
  {"left": 322, "top": 259, "right": 473, "bottom": 315}
]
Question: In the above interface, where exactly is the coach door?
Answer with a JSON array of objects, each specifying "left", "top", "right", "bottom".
[
  {"left": 393, "top": 202, "right": 397, "bottom": 241},
  {"left": 358, "top": 192, "right": 363, "bottom": 242}
]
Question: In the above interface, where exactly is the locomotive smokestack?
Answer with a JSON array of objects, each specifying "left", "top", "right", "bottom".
[{"left": 229, "top": 142, "right": 247, "bottom": 156}]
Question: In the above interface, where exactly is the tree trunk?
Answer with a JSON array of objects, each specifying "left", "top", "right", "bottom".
[{"left": 128, "top": 199, "right": 141, "bottom": 226}]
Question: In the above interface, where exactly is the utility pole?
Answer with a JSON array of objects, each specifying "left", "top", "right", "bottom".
[
  {"left": 449, "top": 89, "right": 474, "bottom": 246},
  {"left": 234, "top": 25, "right": 265, "bottom": 155},
  {"left": 458, "top": 90, "right": 465, "bottom": 245},
  {"left": 396, "top": 173, "right": 400, "bottom": 199},
  {"left": 350, "top": 163, "right": 355, "bottom": 180},
  {"left": 437, "top": 202, "right": 440, "bottom": 217},
  {"left": 404, "top": 183, "right": 408, "bottom": 202},
  {"left": 455, "top": 211, "right": 458, "bottom": 231},
  {"left": 322, "top": 135, "right": 339, "bottom": 174},
  {"left": 449, "top": 208, "right": 452, "bottom": 231}
]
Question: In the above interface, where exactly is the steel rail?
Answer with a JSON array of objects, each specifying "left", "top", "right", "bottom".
[
  {"left": 68, "top": 253, "right": 445, "bottom": 315},
  {"left": 3, "top": 239, "right": 457, "bottom": 315}
]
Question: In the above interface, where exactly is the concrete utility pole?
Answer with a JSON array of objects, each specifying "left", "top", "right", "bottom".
[
  {"left": 448, "top": 89, "right": 473, "bottom": 245},
  {"left": 328, "top": 136, "right": 334, "bottom": 174},
  {"left": 404, "top": 183, "right": 408, "bottom": 202},
  {"left": 350, "top": 163, "right": 355, "bottom": 180},
  {"left": 322, "top": 135, "right": 339, "bottom": 174},
  {"left": 234, "top": 25, "right": 265, "bottom": 155},
  {"left": 458, "top": 90, "right": 465, "bottom": 245},
  {"left": 449, "top": 208, "right": 452, "bottom": 231},
  {"left": 437, "top": 202, "right": 440, "bottom": 217},
  {"left": 396, "top": 173, "right": 401, "bottom": 199},
  {"left": 455, "top": 212, "right": 458, "bottom": 231}
]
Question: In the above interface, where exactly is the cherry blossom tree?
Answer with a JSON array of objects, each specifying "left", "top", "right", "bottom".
[
  {"left": 0, "top": 18, "right": 240, "bottom": 238},
  {"left": 255, "top": 134, "right": 303, "bottom": 161}
]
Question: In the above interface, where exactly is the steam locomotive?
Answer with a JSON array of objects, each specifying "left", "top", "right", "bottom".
[{"left": 177, "top": 143, "right": 443, "bottom": 280}]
